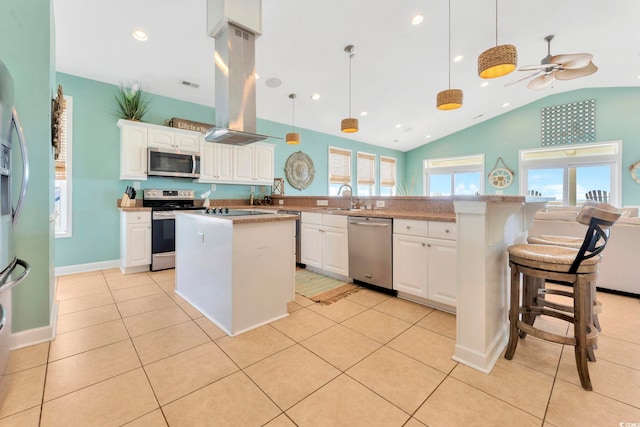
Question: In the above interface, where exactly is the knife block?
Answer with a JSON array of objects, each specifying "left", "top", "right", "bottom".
[{"left": 120, "top": 194, "right": 136, "bottom": 207}]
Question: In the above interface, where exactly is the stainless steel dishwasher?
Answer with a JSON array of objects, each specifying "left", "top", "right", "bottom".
[{"left": 348, "top": 217, "right": 393, "bottom": 289}]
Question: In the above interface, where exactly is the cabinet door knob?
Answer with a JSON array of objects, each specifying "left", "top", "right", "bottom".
[
  {"left": 427, "top": 244, "right": 431, "bottom": 247},
  {"left": 445, "top": 229, "right": 450, "bottom": 233},
  {"left": 406, "top": 226, "right": 411, "bottom": 229},
  {"left": 421, "top": 243, "right": 426, "bottom": 247}
]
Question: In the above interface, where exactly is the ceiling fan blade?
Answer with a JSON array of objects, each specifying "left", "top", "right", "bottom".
[
  {"left": 504, "top": 70, "right": 543, "bottom": 87},
  {"left": 549, "top": 53, "right": 593, "bottom": 69},
  {"left": 554, "top": 62, "right": 598, "bottom": 80},
  {"left": 518, "top": 64, "right": 554, "bottom": 71},
  {"left": 527, "top": 73, "right": 556, "bottom": 90}
]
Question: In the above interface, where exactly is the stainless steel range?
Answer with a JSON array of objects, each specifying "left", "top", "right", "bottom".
[{"left": 143, "top": 189, "right": 203, "bottom": 271}]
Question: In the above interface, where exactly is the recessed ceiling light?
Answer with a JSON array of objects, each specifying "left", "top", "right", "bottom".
[
  {"left": 502, "top": 102, "right": 510, "bottom": 107},
  {"left": 425, "top": 135, "right": 431, "bottom": 139},
  {"left": 453, "top": 55, "right": 463, "bottom": 62},
  {"left": 395, "top": 124, "right": 402, "bottom": 128},
  {"left": 311, "top": 93, "right": 320, "bottom": 100},
  {"left": 411, "top": 14, "right": 424, "bottom": 25},
  {"left": 481, "top": 82, "right": 489, "bottom": 87},
  {"left": 132, "top": 30, "right": 148, "bottom": 42},
  {"left": 360, "top": 111, "right": 368, "bottom": 116}
]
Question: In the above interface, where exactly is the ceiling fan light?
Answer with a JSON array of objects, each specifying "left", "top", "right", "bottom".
[
  {"left": 478, "top": 44, "right": 518, "bottom": 79},
  {"left": 341, "top": 117, "right": 359, "bottom": 133},
  {"left": 436, "top": 89, "right": 463, "bottom": 110},
  {"left": 286, "top": 132, "right": 300, "bottom": 144}
]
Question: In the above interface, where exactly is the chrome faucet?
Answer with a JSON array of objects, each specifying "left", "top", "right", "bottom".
[{"left": 337, "top": 184, "right": 354, "bottom": 209}]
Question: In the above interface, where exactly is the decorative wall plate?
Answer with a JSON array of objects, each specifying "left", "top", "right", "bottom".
[
  {"left": 488, "top": 157, "right": 514, "bottom": 189},
  {"left": 285, "top": 151, "right": 315, "bottom": 190},
  {"left": 630, "top": 160, "right": 640, "bottom": 184}
]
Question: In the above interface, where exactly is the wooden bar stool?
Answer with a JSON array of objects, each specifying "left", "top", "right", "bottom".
[{"left": 505, "top": 203, "right": 621, "bottom": 391}]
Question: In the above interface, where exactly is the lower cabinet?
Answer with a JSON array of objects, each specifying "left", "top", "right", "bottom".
[
  {"left": 300, "top": 212, "right": 349, "bottom": 277},
  {"left": 120, "top": 211, "right": 151, "bottom": 274},
  {"left": 393, "top": 219, "right": 457, "bottom": 308}
]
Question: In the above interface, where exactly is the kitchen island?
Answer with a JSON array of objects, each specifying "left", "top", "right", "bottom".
[{"left": 175, "top": 210, "right": 297, "bottom": 336}]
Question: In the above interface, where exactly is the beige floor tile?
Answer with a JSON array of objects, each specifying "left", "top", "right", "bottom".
[
  {"left": 44, "top": 340, "right": 141, "bottom": 401},
  {"left": 5, "top": 342, "right": 49, "bottom": 374},
  {"left": 286, "top": 374, "right": 409, "bottom": 426},
  {"left": 344, "top": 288, "right": 392, "bottom": 308},
  {"left": 147, "top": 269, "right": 175, "bottom": 282},
  {"left": 162, "top": 371, "right": 281, "bottom": 426},
  {"left": 556, "top": 346, "right": 640, "bottom": 407},
  {"left": 40, "top": 368, "right": 158, "bottom": 427},
  {"left": 55, "top": 278, "right": 109, "bottom": 301},
  {"left": 595, "top": 334, "right": 640, "bottom": 370},
  {"left": 57, "top": 292, "right": 114, "bottom": 316},
  {"left": 300, "top": 324, "right": 381, "bottom": 371},
  {"left": 416, "top": 309, "right": 456, "bottom": 339},
  {"left": 123, "top": 305, "right": 190, "bottom": 337},
  {"left": 116, "top": 292, "right": 176, "bottom": 318},
  {"left": 387, "top": 326, "right": 457, "bottom": 374},
  {"left": 107, "top": 274, "right": 155, "bottom": 290},
  {"left": 598, "top": 315, "right": 640, "bottom": 345},
  {"left": 414, "top": 376, "right": 542, "bottom": 427},
  {"left": 111, "top": 283, "right": 164, "bottom": 303},
  {"left": 48, "top": 319, "right": 129, "bottom": 361},
  {"left": 216, "top": 325, "right": 295, "bottom": 369},
  {"left": 132, "top": 321, "right": 210, "bottom": 365},
  {"left": 144, "top": 342, "right": 238, "bottom": 405},
  {"left": 244, "top": 344, "right": 340, "bottom": 410},
  {"left": 293, "top": 293, "right": 315, "bottom": 307},
  {"left": 100, "top": 267, "right": 127, "bottom": 278},
  {"left": 0, "top": 405, "right": 41, "bottom": 426},
  {"left": 55, "top": 304, "right": 121, "bottom": 334},
  {"left": 597, "top": 293, "right": 640, "bottom": 324},
  {"left": 166, "top": 291, "right": 187, "bottom": 305},
  {"left": 57, "top": 270, "right": 103, "bottom": 282},
  {"left": 546, "top": 379, "right": 640, "bottom": 427},
  {"left": 307, "top": 298, "right": 368, "bottom": 323},
  {"left": 178, "top": 302, "right": 203, "bottom": 319},
  {"left": 0, "top": 365, "right": 46, "bottom": 419},
  {"left": 194, "top": 317, "right": 228, "bottom": 340},
  {"left": 501, "top": 335, "right": 563, "bottom": 377},
  {"left": 271, "top": 308, "right": 336, "bottom": 342},
  {"left": 347, "top": 346, "right": 446, "bottom": 414},
  {"left": 155, "top": 279, "right": 175, "bottom": 293},
  {"left": 373, "top": 297, "right": 434, "bottom": 323},
  {"left": 451, "top": 358, "right": 554, "bottom": 419},
  {"left": 264, "top": 413, "right": 297, "bottom": 426},
  {"left": 123, "top": 409, "right": 167, "bottom": 426},
  {"left": 342, "top": 309, "right": 412, "bottom": 344},
  {"left": 286, "top": 300, "right": 304, "bottom": 313}
]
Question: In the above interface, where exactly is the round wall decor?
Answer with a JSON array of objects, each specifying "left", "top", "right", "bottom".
[
  {"left": 285, "top": 151, "right": 315, "bottom": 190},
  {"left": 488, "top": 157, "right": 514, "bottom": 189},
  {"left": 630, "top": 160, "right": 640, "bottom": 184}
]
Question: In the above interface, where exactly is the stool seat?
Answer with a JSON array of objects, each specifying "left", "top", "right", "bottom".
[
  {"left": 527, "top": 235, "right": 584, "bottom": 249},
  {"left": 508, "top": 244, "right": 600, "bottom": 273}
]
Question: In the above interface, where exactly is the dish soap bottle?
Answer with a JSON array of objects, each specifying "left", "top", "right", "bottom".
[{"left": 250, "top": 191, "right": 254, "bottom": 206}]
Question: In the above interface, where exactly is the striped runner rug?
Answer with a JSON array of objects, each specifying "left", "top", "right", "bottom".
[{"left": 295, "top": 269, "right": 361, "bottom": 304}]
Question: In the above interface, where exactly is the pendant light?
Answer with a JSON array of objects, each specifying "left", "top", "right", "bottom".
[
  {"left": 437, "top": 0, "right": 463, "bottom": 110},
  {"left": 285, "top": 93, "right": 300, "bottom": 144},
  {"left": 341, "top": 45, "right": 358, "bottom": 133},
  {"left": 478, "top": 0, "right": 517, "bottom": 79}
]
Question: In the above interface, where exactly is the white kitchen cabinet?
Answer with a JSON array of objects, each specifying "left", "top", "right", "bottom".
[
  {"left": 148, "top": 128, "right": 200, "bottom": 152},
  {"left": 393, "top": 219, "right": 457, "bottom": 308},
  {"left": 174, "top": 132, "right": 200, "bottom": 152},
  {"left": 120, "top": 210, "right": 151, "bottom": 274},
  {"left": 300, "top": 213, "right": 349, "bottom": 277},
  {"left": 199, "top": 138, "right": 234, "bottom": 183},
  {"left": 118, "top": 120, "right": 148, "bottom": 180},
  {"left": 147, "top": 128, "right": 175, "bottom": 149},
  {"left": 232, "top": 143, "right": 275, "bottom": 185}
]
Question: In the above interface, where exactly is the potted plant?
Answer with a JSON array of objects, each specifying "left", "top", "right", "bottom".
[{"left": 115, "top": 81, "right": 152, "bottom": 121}]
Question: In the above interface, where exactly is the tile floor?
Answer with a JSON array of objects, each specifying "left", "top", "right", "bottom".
[{"left": 0, "top": 268, "right": 639, "bottom": 426}]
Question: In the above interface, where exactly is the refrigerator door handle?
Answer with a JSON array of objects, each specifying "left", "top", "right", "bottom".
[
  {"left": 11, "top": 107, "right": 29, "bottom": 228},
  {"left": 0, "top": 258, "right": 30, "bottom": 293}
]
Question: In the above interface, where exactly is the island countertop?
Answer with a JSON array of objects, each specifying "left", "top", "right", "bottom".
[{"left": 175, "top": 210, "right": 299, "bottom": 224}]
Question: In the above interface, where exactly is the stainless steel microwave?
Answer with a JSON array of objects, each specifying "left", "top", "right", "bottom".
[{"left": 147, "top": 147, "right": 200, "bottom": 178}]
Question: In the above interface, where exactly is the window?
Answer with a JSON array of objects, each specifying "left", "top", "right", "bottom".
[
  {"left": 520, "top": 141, "right": 621, "bottom": 206},
  {"left": 423, "top": 154, "right": 484, "bottom": 196},
  {"left": 356, "top": 151, "right": 376, "bottom": 196},
  {"left": 380, "top": 156, "right": 397, "bottom": 196},
  {"left": 328, "top": 147, "right": 352, "bottom": 196},
  {"left": 55, "top": 95, "right": 73, "bottom": 237}
]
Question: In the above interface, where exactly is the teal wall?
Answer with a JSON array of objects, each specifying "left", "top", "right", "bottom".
[
  {"left": 405, "top": 87, "right": 640, "bottom": 206},
  {"left": 54, "top": 73, "right": 405, "bottom": 267},
  {"left": 0, "top": 0, "right": 55, "bottom": 332}
]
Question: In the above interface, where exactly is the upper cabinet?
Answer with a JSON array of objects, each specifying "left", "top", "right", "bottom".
[
  {"left": 232, "top": 143, "right": 275, "bottom": 185},
  {"left": 198, "top": 138, "right": 234, "bottom": 183},
  {"left": 119, "top": 120, "right": 148, "bottom": 180}
]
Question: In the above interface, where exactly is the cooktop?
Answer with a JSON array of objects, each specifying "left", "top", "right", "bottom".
[{"left": 202, "top": 208, "right": 272, "bottom": 217}]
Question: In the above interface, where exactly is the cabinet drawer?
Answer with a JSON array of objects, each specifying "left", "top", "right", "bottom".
[
  {"left": 323, "top": 214, "right": 347, "bottom": 229},
  {"left": 124, "top": 211, "right": 151, "bottom": 224},
  {"left": 394, "top": 219, "right": 428, "bottom": 237},
  {"left": 429, "top": 221, "right": 456, "bottom": 240},
  {"left": 301, "top": 212, "right": 323, "bottom": 225}
]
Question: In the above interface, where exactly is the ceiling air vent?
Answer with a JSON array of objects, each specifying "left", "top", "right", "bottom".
[{"left": 180, "top": 80, "right": 200, "bottom": 89}]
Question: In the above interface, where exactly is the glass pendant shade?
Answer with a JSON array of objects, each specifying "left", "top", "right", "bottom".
[
  {"left": 478, "top": 44, "right": 517, "bottom": 78},
  {"left": 437, "top": 89, "right": 463, "bottom": 110},
  {"left": 341, "top": 118, "right": 359, "bottom": 133}
]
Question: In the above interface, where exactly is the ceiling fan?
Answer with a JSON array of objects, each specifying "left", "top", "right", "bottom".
[{"left": 506, "top": 35, "right": 598, "bottom": 90}]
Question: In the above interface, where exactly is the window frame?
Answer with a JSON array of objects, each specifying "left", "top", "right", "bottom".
[
  {"left": 423, "top": 154, "right": 484, "bottom": 196},
  {"left": 55, "top": 95, "right": 73, "bottom": 238}
]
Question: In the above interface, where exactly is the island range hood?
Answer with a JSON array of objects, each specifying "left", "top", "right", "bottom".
[{"left": 205, "top": 1, "right": 273, "bottom": 146}]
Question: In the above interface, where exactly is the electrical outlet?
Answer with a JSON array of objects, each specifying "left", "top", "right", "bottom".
[
  {"left": 376, "top": 200, "right": 385, "bottom": 208},
  {"left": 495, "top": 190, "right": 503, "bottom": 195},
  {"left": 210, "top": 184, "right": 216, "bottom": 191},
  {"left": 250, "top": 186, "right": 255, "bottom": 192},
  {"left": 316, "top": 200, "right": 329, "bottom": 206},
  {"left": 278, "top": 199, "right": 284, "bottom": 205},
  {"left": 133, "top": 181, "right": 140, "bottom": 190}
]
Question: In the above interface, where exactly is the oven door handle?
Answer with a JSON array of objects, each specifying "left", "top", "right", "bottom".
[{"left": 152, "top": 211, "right": 177, "bottom": 220}]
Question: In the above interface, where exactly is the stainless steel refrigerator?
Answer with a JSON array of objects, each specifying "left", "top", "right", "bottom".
[{"left": 0, "top": 59, "right": 31, "bottom": 403}]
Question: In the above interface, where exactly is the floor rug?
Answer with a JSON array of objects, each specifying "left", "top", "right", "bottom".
[{"left": 295, "top": 269, "right": 361, "bottom": 304}]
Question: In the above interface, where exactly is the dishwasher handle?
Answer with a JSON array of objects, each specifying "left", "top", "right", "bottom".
[{"left": 349, "top": 221, "right": 390, "bottom": 227}]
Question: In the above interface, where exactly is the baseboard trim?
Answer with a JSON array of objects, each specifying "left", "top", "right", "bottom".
[
  {"left": 10, "top": 301, "right": 58, "bottom": 350},
  {"left": 55, "top": 259, "right": 120, "bottom": 276}
]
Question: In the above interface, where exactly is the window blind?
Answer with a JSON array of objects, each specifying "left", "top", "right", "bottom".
[
  {"left": 357, "top": 152, "right": 376, "bottom": 186},
  {"left": 329, "top": 147, "right": 352, "bottom": 184},
  {"left": 380, "top": 156, "right": 396, "bottom": 187},
  {"left": 55, "top": 98, "right": 69, "bottom": 180}
]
